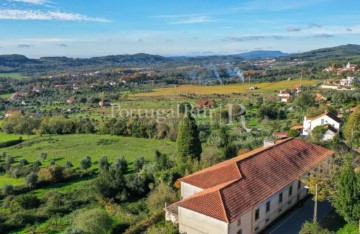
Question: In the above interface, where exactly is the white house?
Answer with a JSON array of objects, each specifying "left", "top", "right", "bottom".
[
  {"left": 278, "top": 90, "right": 292, "bottom": 103},
  {"left": 340, "top": 76, "right": 359, "bottom": 87},
  {"left": 165, "top": 138, "right": 334, "bottom": 234},
  {"left": 302, "top": 112, "right": 341, "bottom": 140}
]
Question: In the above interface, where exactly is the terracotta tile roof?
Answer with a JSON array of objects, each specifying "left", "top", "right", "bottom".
[
  {"left": 273, "top": 132, "right": 289, "bottom": 138},
  {"left": 291, "top": 125, "right": 303, "bottom": 130},
  {"left": 177, "top": 138, "right": 334, "bottom": 223},
  {"left": 307, "top": 111, "right": 341, "bottom": 123}
]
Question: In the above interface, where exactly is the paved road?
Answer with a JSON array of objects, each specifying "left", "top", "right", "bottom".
[{"left": 266, "top": 198, "right": 333, "bottom": 234}]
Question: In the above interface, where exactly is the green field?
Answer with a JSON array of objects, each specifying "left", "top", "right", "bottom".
[
  {"left": 2, "top": 134, "right": 175, "bottom": 169},
  {"left": 0, "top": 93, "right": 12, "bottom": 99},
  {"left": 0, "top": 72, "right": 29, "bottom": 80},
  {"left": 0, "top": 132, "right": 33, "bottom": 143}
]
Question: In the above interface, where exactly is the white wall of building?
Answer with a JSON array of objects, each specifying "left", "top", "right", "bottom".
[
  {"left": 303, "top": 115, "right": 340, "bottom": 136},
  {"left": 178, "top": 207, "right": 228, "bottom": 234},
  {"left": 181, "top": 182, "right": 203, "bottom": 199}
]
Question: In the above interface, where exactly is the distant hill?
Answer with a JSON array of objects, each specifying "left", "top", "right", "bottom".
[
  {"left": 279, "top": 44, "right": 360, "bottom": 62},
  {"left": 237, "top": 50, "right": 289, "bottom": 59}
]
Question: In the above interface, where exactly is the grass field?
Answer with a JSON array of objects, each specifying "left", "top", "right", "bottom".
[
  {"left": 0, "top": 93, "right": 12, "bottom": 99},
  {"left": 0, "top": 132, "right": 33, "bottom": 143},
  {"left": 2, "top": 134, "right": 175, "bottom": 169},
  {"left": 0, "top": 73, "right": 29, "bottom": 80},
  {"left": 132, "top": 80, "right": 319, "bottom": 97}
]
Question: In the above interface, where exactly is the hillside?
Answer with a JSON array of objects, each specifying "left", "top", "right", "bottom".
[
  {"left": 238, "top": 50, "right": 289, "bottom": 59},
  {"left": 279, "top": 44, "right": 360, "bottom": 62}
]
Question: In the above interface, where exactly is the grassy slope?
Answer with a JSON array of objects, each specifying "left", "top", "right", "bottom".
[
  {"left": 0, "top": 73, "right": 29, "bottom": 80},
  {"left": 0, "top": 134, "right": 175, "bottom": 187},
  {"left": 132, "top": 80, "right": 318, "bottom": 97},
  {"left": 3, "top": 134, "right": 175, "bottom": 168},
  {"left": 0, "top": 132, "right": 33, "bottom": 143}
]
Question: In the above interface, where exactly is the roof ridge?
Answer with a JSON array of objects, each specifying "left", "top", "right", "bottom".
[
  {"left": 180, "top": 138, "right": 294, "bottom": 183},
  {"left": 218, "top": 190, "right": 229, "bottom": 223}
]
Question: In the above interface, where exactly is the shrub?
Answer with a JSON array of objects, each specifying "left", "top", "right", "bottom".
[
  {"left": 133, "top": 157, "right": 145, "bottom": 172},
  {"left": 6, "top": 156, "right": 15, "bottom": 165},
  {"left": 2, "top": 184, "right": 14, "bottom": 195},
  {"left": 80, "top": 156, "right": 92, "bottom": 171},
  {"left": 33, "top": 160, "right": 42, "bottom": 168},
  {"left": 19, "top": 159, "right": 29, "bottom": 166},
  {"left": 147, "top": 183, "right": 177, "bottom": 212},
  {"left": 72, "top": 209, "right": 113, "bottom": 234},
  {"left": 38, "top": 165, "right": 64, "bottom": 182},
  {"left": 25, "top": 172, "right": 38, "bottom": 188},
  {"left": 65, "top": 161, "right": 73, "bottom": 168}
]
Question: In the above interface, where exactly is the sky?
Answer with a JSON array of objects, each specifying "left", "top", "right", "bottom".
[{"left": 0, "top": 0, "right": 360, "bottom": 58}]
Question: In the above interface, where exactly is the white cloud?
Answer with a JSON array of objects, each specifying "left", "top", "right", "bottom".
[
  {"left": 169, "top": 16, "right": 212, "bottom": 25},
  {"left": 9, "top": 0, "right": 49, "bottom": 5},
  {"left": 0, "top": 9, "right": 111, "bottom": 22}
]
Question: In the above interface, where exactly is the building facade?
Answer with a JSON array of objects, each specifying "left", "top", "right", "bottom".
[
  {"left": 166, "top": 138, "right": 334, "bottom": 234},
  {"left": 302, "top": 112, "right": 341, "bottom": 139}
]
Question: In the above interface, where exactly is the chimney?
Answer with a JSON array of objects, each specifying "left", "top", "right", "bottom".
[{"left": 264, "top": 138, "right": 276, "bottom": 147}]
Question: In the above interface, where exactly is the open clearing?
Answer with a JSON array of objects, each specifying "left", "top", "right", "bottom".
[
  {"left": 2, "top": 134, "right": 175, "bottom": 170},
  {"left": 132, "top": 80, "right": 318, "bottom": 97}
]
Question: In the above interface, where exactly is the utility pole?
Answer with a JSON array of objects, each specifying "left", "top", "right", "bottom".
[{"left": 314, "top": 183, "right": 318, "bottom": 223}]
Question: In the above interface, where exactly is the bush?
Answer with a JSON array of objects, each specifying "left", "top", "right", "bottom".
[
  {"left": 72, "top": 209, "right": 113, "bottom": 234},
  {"left": 65, "top": 161, "right": 73, "bottom": 168},
  {"left": 288, "top": 129, "right": 300, "bottom": 137},
  {"left": 80, "top": 156, "right": 92, "bottom": 171},
  {"left": 25, "top": 172, "right": 38, "bottom": 188},
  {"left": 2, "top": 184, "right": 14, "bottom": 195},
  {"left": 10, "top": 194, "right": 41, "bottom": 211},
  {"left": 38, "top": 165, "right": 64, "bottom": 182},
  {"left": 19, "top": 159, "right": 28, "bottom": 166},
  {"left": 6, "top": 156, "right": 15, "bottom": 165},
  {"left": 147, "top": 183, "right": 177, "bottom": 212},
  {"left": 33, "top": 160, "right": 42, "bottom": 168},
  {"left": 133, "top": 156, "right": 145, "bottom": 172}
]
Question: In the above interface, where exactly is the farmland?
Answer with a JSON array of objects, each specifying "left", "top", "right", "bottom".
[{"left": 132, "top": 80, "right": 319, "bottom": 97}]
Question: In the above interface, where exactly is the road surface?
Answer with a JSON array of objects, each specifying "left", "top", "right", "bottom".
[{"left": 265, "top": 198, "right": 333, "bottom": 234}]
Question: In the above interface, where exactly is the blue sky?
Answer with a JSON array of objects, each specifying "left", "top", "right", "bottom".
[{"left": 0, "top": 0, "right": 360, "bottom": 58}]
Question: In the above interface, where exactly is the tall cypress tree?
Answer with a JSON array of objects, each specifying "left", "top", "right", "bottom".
[{"left": 176, "top": 111, "right": 202, "bottom": 163}]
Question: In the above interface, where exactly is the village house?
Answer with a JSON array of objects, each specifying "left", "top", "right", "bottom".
[
  {"left": 5, "top": 109, "right": 21, "bottom": 118},
  {"left": 302, "top": 112, "right": 341, "bottom": 140},
  {"left": 196, "top": 100, "right": 217, "bottom": 108},
  {"left": 99, "top": 100, "right": 111, "bottom": 107},
  {"left": 165, "top": 138, "right": 334, "bottom": 234},
  {"left": 66, "top": 98, "right": 76, "bottom": 104},
  {"left": 277, "top": 90, "right": 292, "bottom": 103},
  {"left": 7, "top": 92, "right": 26, "bottom": 101},
  {"left": 340, "top": 76, "right": 359, "bottom": 87}
]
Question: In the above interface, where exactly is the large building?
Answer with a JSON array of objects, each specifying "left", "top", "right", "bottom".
[{"left": 165, "top": 138, "right": 334, "bottom": 234}]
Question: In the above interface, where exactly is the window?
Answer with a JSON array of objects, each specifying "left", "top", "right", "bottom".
[
  {"left": 289, "top": 185, "right": 293, "bottom": 196},
  {"left": 237, "top": 230, "right": 242, "bottom": 234},
  {"left": 279, "top": 192, "right": 283, "bottom": 203},
  {"left": 237, "top": 218, "right": 241, "bottom": 226},
  {"left": 266, "top": 201, "right": 270, "bottom": 213},
  {"left": 255, "top": 208, "right": 259, "bottom": 221},
  {"left": 298, "top": 180, "right": 301, "bottom": 189}
]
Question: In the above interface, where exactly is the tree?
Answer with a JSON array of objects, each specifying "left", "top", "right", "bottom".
[
  {"left": 99, "top": 156, "right": 110, "bottom": 171},
  {"left": 344, "top": 106, "right": 360, "bottom": 148},
  {"left": 33, "top": 160, "right": 42, "bottom": 168},
  {"left": 133, "top": 156, "right": 145, "bottom": 172},
  {"left": 6, "top": 156, "right": 15, "bottom": 165},
  {"left": 65, "top": 161, "right": 73, "bottom": 168},
  {"left": 80, "top": 156, "right": 92, "bottom": 171},
  {"left": 176, "top": 112, "right": 202, "bottom": 163},
  {"left": 112, "top": 157, "right": 128, "bottom": 174},
  {"left": 294, "top": 93, "right": 316, "bottom": 110},
  {"left": 147, "top": 183, "right": 177, "bottom": 212},
  {"left": 332, "top": 160, "right": 360, "bottom": 228},
  {"left": 25, "top": 172, "right": 38, "bottom": 188},
  {"left": 299, "top": 221, "right": 331, "bottom": 234},
  {"left": 288, "top": 129, "right": 300, "bottom": 137},
  {"left": 2, "top": 184, "right": 14, "bottom": 195},
  {"left": 40, "top": 152, "right": 48, "bottom": 161},
  {"left": 73, "top": 208, "right": 113, "bottom": 234},
  {"left": 19, "top": 159, "right": 28, "bottom": 166},
  {"left": 95, "top": 163, "right": 127, "bottom": 200}
]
